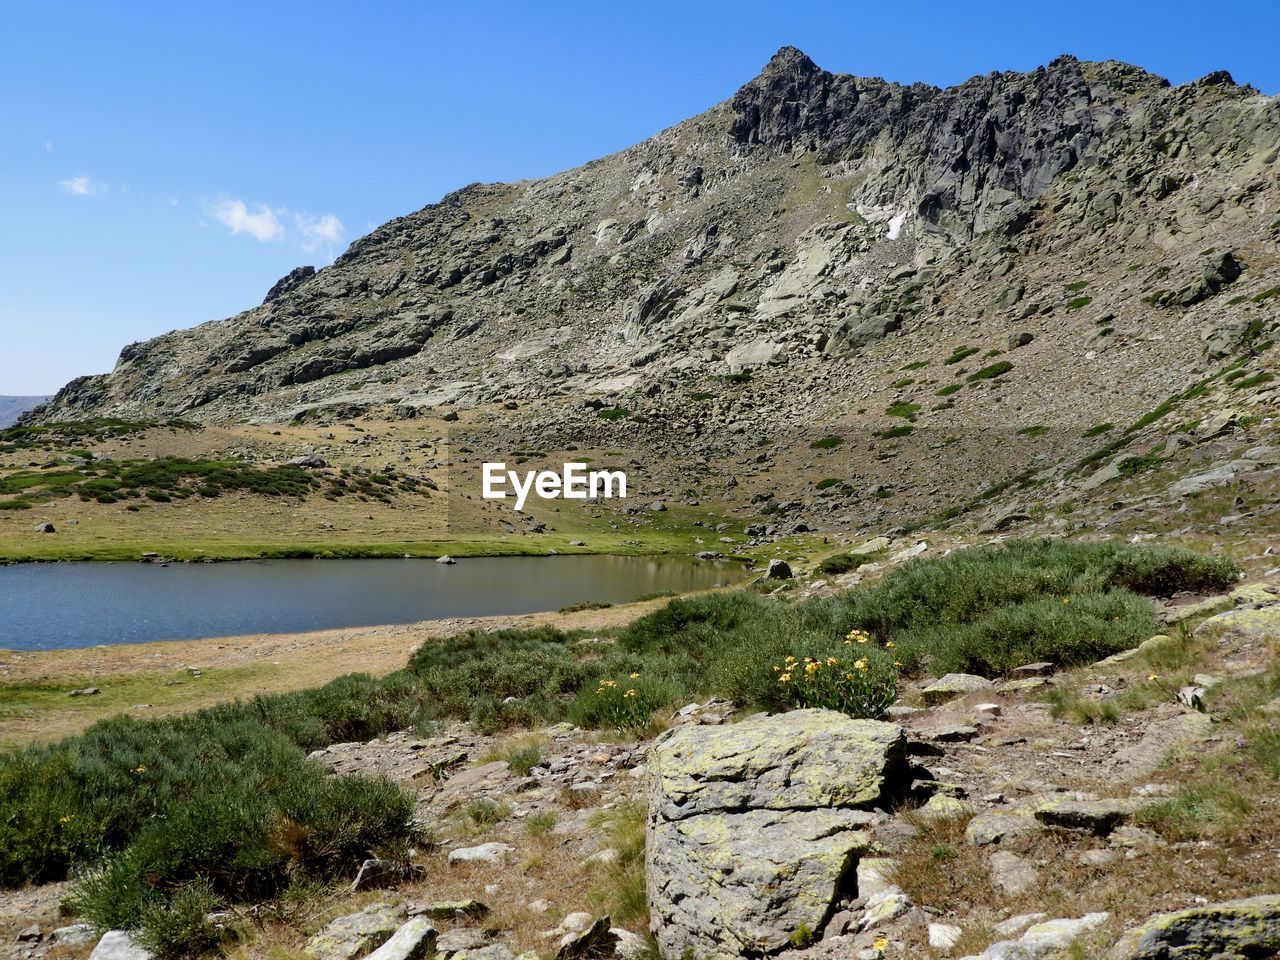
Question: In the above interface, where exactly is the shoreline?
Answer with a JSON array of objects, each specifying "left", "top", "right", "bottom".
[{"left": 0, "top": 596, "right": 679, "bottom": 746}]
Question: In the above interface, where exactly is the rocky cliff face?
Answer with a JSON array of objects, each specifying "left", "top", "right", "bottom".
[{"left": 31, "top": 49, "right": 1280, "bottom": 523}]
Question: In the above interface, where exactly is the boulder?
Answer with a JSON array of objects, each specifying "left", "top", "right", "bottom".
[
  {"left": 304, "top": 902, "right": 407, "bottom": 960},
  {"left": 449, "top": 842, "right": 514, "bottom": 864},
  {"left": 365, "top": 919, "right": 437, "bottom": 960},
  {"left": 555, "top": 915, "right": 618, "bottom": 960},
  {"left": 922, "top": 673, "right": 993, "bottom": 705},
  {"left": 1031, "top": 797, "right": 1147, "bottom": 835},
  {"left": 1195, "top": 604, "right": 1280, "bottom": 640},
  {"left": 764, "top": 558, "right": 793, "bottom": 579},
  {"left": 88, "top": 932, "right": 154, "bottom": 960},
  {"left": 1108, "top": 895, "right": 1280, "bottom": 959},
  {"left": 647, "top": 709, "right": 906, "bottom": 959},
  {"left": 966, "top": 811, "right": 1042, "bottom": 846},
  {"left": 1111, "top": 712, "right": 1214, "bottom": 778},
  {"left": 961, "top": 913, "right": 1109, "bottom": 959},
  {"left": 989, "top": 850, "right": 1037, "bottom": 896}
]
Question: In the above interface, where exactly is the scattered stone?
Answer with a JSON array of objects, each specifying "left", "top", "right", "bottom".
[
  {"left": 449, "top": 842, "right": 515, "bottom": 865},
  {"left": 304, "top": 902, "right": 407, "bottom": 960},
  {"left": 963, "top": 913, "right": 1109, "bottom": 960},
  {"left": 1079, "top": 848, "right": 1118, "bottom": 868},
  {"left": 861, "top": 886, "right": 913, "bottom": 929},
  {"left": 17, "top": 925, "right": 41, "bottom": 943},
  {"left": 1012, "top": 662, "right": 1055, "bottom": 677},
  {"left": 764, "top": 558, "right": 793, "bottom": 579},
  {"left": 1112, "top": 711, "right": 1214, "bottom": 778},
  {"left": 411, "top": 899, "right": 489, "bottom": 921},
  {"left": 928, "top": 724, "right": 980, "bottom": 742},
  {"left": 1032, "top": 798, "right": 1146, "bottom": 834},
  {"left": 999, "top": 677, "right": 1049, "bottom": 693},
  {"left": 351, "top": 857, "right": 424, "bottom": 891},
  {"left": 922, "top": 674, "right": 993, "bottom": 706},
  {"left": 990, "top": 850, "right": 1038, "bottom": 896},
  {"left": 856, "top": 857, "right": 897, "bottom": 898},
  {"left": 930, "top": 923, "right": 963, "bottom": 953},
  {"left": 52, "top": 924, "right": 98, "bottom": 947},
  {"left": 364, "top": 919, "right": 437, "bottom": 960},
  {"left": 1108, "top": 895, "right": 1280, "bottom": 960},
  {"left": 436, "top": 555, "right": 457, "bottom": 564},
  {"left": 992, "top": 914, "right": 1048, "bottom": 938},
  {"left": 68, "top": 687, "right": 101, "bottom": 697},
  {"left": 1195, "top": 604, "right": 1280, "bottom": 639},
  {"left": 966, "top": 811, "right": 1042, "bottom": 846},
  {"left": 88, "top": 931, "right": 154, "bottom": 960},
  {"left": 556, "top": 915, "right": 618, "bottom": 960}
]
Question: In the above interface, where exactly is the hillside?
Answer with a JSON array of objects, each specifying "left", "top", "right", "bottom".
[{"left": 18, "top": 51, "right": 1279, "bottom": 539}]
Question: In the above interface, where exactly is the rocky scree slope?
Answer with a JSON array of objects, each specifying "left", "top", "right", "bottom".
[{"left": 31, "top": 50, "right": 1280, "bottom": 526}]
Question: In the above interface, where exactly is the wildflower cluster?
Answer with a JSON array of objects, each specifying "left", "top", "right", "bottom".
[
  {"left": 773, "top": 632, "right": 898, "bottom": 719},
  {"left": 589, "top": 675, "right": 653, "bottom": 733}
]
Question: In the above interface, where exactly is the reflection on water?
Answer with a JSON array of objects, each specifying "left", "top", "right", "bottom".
[{"left": 0, "top": 555, "right": 743, "bottom": 651}]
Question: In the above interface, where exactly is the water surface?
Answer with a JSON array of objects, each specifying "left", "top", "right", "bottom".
[{"left": 0, "top": 555, "right": 741, "bottom": 651}]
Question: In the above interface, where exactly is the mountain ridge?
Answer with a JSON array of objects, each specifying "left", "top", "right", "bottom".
[{"left": 23, "top": 48, "right": 1280, "bottom": 533}]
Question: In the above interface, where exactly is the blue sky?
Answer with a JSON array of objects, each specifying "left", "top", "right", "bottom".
[{"left": 2, "top": 1, "right": 1278, "bottom": 395}]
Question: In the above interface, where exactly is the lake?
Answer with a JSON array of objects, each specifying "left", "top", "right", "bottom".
[{"left": 0, "top": 555, "right": 743, "bottom": 651}]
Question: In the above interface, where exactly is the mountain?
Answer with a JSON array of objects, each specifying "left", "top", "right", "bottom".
[
  {"left": 0, "top": 396, "right": 51, "bottom": 428},
  {"left": 28, "top": 49, "right": 1280, "bottom": 530}
]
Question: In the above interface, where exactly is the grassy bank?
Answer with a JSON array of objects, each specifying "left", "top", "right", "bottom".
[{"left": 0, "top": 538, "right": 1238, "bottom": 955}]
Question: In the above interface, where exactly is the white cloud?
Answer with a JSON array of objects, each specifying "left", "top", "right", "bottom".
[
  {"left": 295, "top": 212, "right": 345, "bottom": 253},
  {"left": 59, "top": 175, "right": 105, "bottom": 196},
  {"left": 211, "top": 198, "right": 285, "bottom": 242}
]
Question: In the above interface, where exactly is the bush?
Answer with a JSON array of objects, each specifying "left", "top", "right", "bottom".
[
  {"left": 773, "top": 635, "right": 898, "bottom": 719},
  {"left": 967, "top": 361, "right": 1013, "bottom": 382},
  {"left": 134, "top": 881, "right": 227, "bottom": 960},
  {"left": 817, "top": 553, "right": 858, "bottom": 575}
]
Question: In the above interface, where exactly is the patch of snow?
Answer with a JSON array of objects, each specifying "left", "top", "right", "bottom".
[{"left": 887, "top": 212, "right": 908, "bottom": 241}]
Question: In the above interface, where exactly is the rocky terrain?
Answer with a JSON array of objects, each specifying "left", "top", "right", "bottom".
[
  {"left": 23, "top": 47, "right": 1280, "bottom": 538},
  {"left": 4, "top": 547, "right": 1279, "bottom": 960}
]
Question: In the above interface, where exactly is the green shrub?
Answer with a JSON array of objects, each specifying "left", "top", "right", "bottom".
[
  {"left": 134, "top": 880, "right": 228, "bottom": 960},
  {"left": 817, "top": 553, "right": 858, "bottom": 575},
  {"left": 877, "top": 425, "right": 915, "bottom": 439},
  {"left": 1083, "top": 422, "right": 1114, "bottom": 437},
  {"left": 886, "top": 401, "right": 921, "bottom": 420},
  {"left": 773, "top": 638, "right": 898, "bottom": 720},
  {"left": 810, "top": 435, "right": 844, "bottom": 450},
  {"left": 1067, "top": 296, "right": 1093, "bottom": 311},
  {"left": 597, "top": 407, "right": 629, "bottom": 421},
  {"left": 967, "top": 361, "right": 1013, "bottom": 382},
  {"left": 944, "top": 346, "right": 979, "bottom": 365},
  {"left": 935, "top": 384, "right": 962, "bottom": 397}
]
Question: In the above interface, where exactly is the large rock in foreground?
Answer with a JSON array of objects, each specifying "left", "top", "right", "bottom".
[
  {"left": 646, "top": 709, "right": 906, "bottom": 959},
  {"left": 1108, "top": 895, "right": 1280, "bottom": 959}
]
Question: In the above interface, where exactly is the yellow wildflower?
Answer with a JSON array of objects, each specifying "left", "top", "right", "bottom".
[
  {"left": 133, "top": 765, "right": 146, "bottom": 773},
  {"left": 1147, "top": 673, "right": 1159, "bottom": 682},
  {"left": 854, "top": 658, "right": 869, "bottom": 672},
  {"left": 873, "top": 935, "right": 889, "bottom": 951},
  {"left": 624, "top": 689, "right": 637, "bottom": 698},
  {"left": 885, "top": 640, "right": 896, "bottom": 649},
  {"left": 59, "top": 815, "right": 74, "bottom": 824},
  {"left": 826, "top": 657, "right": 839, "bottom": 666},
  {"left": 629, "top": 672, "right": 641, "bottom": 680},
  {"left": 779, "top": 673, "right": 792, "bottom": 682}
]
